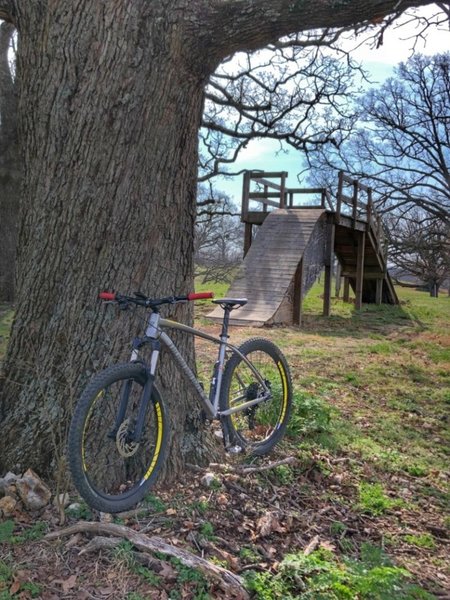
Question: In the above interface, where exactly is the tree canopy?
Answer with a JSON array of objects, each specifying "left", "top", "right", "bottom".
[{"left": 309, "top": 52, "right": 450, "bottom": 223}]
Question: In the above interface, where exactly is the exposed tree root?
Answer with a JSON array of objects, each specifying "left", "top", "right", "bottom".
[
  {"left": 187, "top": 455, "right": 298, "bottom": 475},
  {"left": 46, "top": 521, "right": 249, "bottom": 599}
]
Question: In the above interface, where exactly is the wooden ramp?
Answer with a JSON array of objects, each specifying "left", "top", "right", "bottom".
[{"left": 208, "top": 208, "right": 327, "bottom": 326}]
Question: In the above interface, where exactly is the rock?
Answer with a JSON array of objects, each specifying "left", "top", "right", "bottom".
[
  {"left": 67, "top": 502, "right": 81, "bottom": 512},
  {"left": 0, "top": 472, "right": 20, "bottom": 497},
  {"left": 201, "top": 472, "right": 221, "bottom": 488},
  {"left": 100, "top": 512, "right": 113, "bottom": 523},
  {"left": 0, "top": 495, "right": 17, "bottom": 517},
  {"left": 15, "top": 469, "right": 52, "bottom": 511}
]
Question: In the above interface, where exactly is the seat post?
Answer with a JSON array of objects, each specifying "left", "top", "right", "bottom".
[{"left": 220, "top": 306, "right": 231, "bottom": 339}]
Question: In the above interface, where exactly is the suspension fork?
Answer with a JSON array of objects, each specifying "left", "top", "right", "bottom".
[
  {"left": 110, "top": 313, "right": 162, "bottom": 442},
  {"left": 130, "top": 338, "right": 160, "bottom": 442}
]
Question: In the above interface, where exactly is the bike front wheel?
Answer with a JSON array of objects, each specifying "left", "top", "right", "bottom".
[
  {"left": 68, "top": 363, "right": 168, "bottom": 513},
  {"left": 219, "top": 338, "right": 292, "bottom": 456}
]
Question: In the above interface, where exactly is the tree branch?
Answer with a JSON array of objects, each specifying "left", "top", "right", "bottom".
[
  {"left": 201, "top": 0, "right": 440, "bottom": 59},
  {"left": 46, "top": 521, "right": 249, "bottom": 598},
  {"left": 0, "top": 1, "right": 14, "bottom": 24}
]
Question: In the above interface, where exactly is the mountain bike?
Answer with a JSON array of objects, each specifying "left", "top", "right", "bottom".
[{"left": 68, "top": 291, "right": 292, "bottom": 513}]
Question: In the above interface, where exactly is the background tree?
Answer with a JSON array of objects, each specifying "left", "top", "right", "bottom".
[
  {"left": 308, "top": 53, "right": 450, "bottom": 222},
  {"left": 199, "top": 34, "right": 363, "bottom": 182},
  {"left": 0, "top": 21, "right": 18, "bottom": 302},
  {"left": 308, "top": 51, "right": 450, "bottom": 291},
  {"left": 195, "top": 186, "right": 242, "bottom": 284},
  {"left": 0, "top": 0, "right": 443, "bottom": 479},
  {"left": 387, "top": 210, "right": 450, "bottom": 296}
]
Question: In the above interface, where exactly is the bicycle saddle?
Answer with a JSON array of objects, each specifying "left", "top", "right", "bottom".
[{"left": 212, "top": 297, "right": 248, "bottom": 309}]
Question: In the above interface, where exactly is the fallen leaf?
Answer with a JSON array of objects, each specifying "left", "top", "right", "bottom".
[
  {"left": 158, "top": 562, "right": 178, "bottom": 581},
  {"left": 304, "top": 535, "right": 320, "bottom": 556},
  {"left": 53, "top": 575, "right": 78, "bottom": 593},
  {"left": 9, "top": 580, "right": 21, "bottom": 595},
  {"left": 256, "top": 512, "right": 284, "bottom": 537},
  {"left": 320, "top": 540, "right": 336, "bottom": 552}
]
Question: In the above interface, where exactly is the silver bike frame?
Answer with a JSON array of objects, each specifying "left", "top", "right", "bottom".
[{"left": 131, "top": 311, "right": 271, "bottom": 420}]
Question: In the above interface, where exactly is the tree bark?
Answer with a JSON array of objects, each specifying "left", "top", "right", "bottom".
[
  {"left": 0, "top": 21, "right": 19, "bottom": 302},
  {"left": 0, "top": 0, "right": 442, "bottom": 478},
  {"left": 0, "top": 2, "right": 208, "bottom": 476}
]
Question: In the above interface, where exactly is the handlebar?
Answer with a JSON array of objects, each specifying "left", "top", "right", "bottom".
[{"left": 98, "top": 290, "right": 214, "bottom": 309}]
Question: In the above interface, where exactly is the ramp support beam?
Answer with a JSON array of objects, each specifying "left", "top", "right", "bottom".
[
  {"left": 323, "top": 221, "right": 336, "bottom": 316},
  {"left": 355, "top": 231, "right": 366, "bottom": 310}
]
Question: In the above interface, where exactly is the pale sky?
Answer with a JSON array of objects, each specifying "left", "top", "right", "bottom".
[{"left": 215, "top": 4, "right": 450, "bottom": 203}]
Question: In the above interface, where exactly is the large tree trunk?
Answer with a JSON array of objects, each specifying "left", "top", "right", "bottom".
[
  {"left": 0, "top": 21, "right": 19, "bottom": 302},
  {"left": 0, "top": 3, "right": 211, "bottom": 476},
  {"left": 0, "top": 0, "right": 440, "bottom": 479}
]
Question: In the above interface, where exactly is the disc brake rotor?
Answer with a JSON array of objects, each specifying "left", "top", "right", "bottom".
[{"left": 116, "top": 419, "right": 139, "bottom": 457}]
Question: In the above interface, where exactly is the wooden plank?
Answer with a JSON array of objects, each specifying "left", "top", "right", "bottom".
[
  {"left": 249, "top": 192, "right": 282, "bottom": 199},
  {"left": 250, "top": 172, "right": 287, "bottom": 181}
]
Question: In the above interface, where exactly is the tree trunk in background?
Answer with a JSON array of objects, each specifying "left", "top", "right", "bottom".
[
  {"left": 0, "top": 0, "right": 439, "bottom": 478},
  {"left": 0, "top": 21, "right": 19, "bottom": 302}
]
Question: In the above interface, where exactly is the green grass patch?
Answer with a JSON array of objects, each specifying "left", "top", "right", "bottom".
[
  {"left": 245, "top": 545, "right": 434, "bottom": 599},
  {"left": 404, "top": 533, "right": 436, "bottom": 550},
  {"left": 0, "top": 305, "right": 14, "bottom": 362},
  {"left": 358, "top": 482, "right": 402, "bottom": 516}
]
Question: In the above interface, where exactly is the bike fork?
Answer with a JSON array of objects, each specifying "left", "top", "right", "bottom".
[{"left": 109, "top": 340, "right": 160, "bottom": 443}]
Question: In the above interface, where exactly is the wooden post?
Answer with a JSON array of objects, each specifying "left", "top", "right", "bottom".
[
  {"left": 336, "top": 171, "right": 344, "bottom": 220},
  {"left": 352, "top": 179, "right": 358, "bottom": 228},
  {"left": 243, "top": 223, "right": 252, "bottom": 257},
  {"left": 366, "top": 188, "right": 373, "bottom": 229},
  {"left": 335, "top": 260, "right": 341, "bottom": 298},
  {"left": 323, "top": 222, "right": 335, "bottom": 317},
  {"left": 242, "top": 171, "right": 250, "bottom": 221},
  {"left": 355, "top": 231, "right": 366, "bottom": 310},
  {"left": 280, "top": 171, "right": 287, "bottom": 209},
  {"left": 343, "top": 277, "right": 350, "bottom": 302},
  {"left": 293, "top": 259, "right": 304, "bottom": 326},
  {"left": 375, "top": 278, "right": 383, "bottom": 305}
]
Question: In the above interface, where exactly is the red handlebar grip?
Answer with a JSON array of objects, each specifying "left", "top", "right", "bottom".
[
  {"left": 99, "top": 292, "right": 116, "bottom": 301},
  {"left": 187, "top": 292, "right": 214, "bottom": 301}
]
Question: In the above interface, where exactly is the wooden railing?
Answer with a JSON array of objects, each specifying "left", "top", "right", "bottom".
[
  {"left": 241, "top": 169, "right": 389, "bottom": 264},
  {"left": 241, "top": 171, "right": 333, "bottom": 221},
  {"left": 336, "top": 171, "right": 388, "bottom": 261}
]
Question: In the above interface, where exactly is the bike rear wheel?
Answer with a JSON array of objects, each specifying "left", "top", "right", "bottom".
[
  {"left": 68, "top": 363, "right": 168, "bottom": 513},
  {"left": 219, "top": 338, "right": 292, "bottom": 456}
]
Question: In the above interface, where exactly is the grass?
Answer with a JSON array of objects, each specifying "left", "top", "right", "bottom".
[
  {"left": 245, "top": 545, "right": 436, "bottom": 600},
  {"left": 0, "top": 304, "right": 14, "bottom": 359},
  {"left": 192, "top": 279, "right": 449, "bottom": 595}
]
